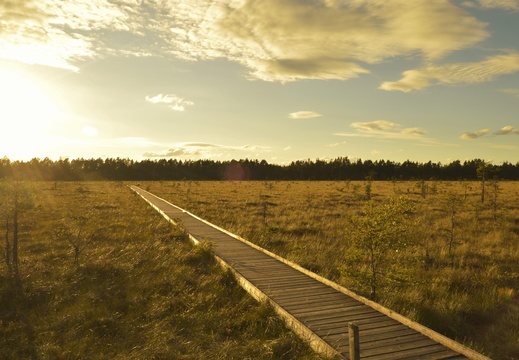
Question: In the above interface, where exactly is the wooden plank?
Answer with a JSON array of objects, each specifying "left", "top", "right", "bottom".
[
  {"left": 320, "top": 319, "right": 406, "bottom": 346},
  {"left": 362, "top": 333, "right": 437, "bottom": 356},
  {"left": 312, "top": 319, "right": 410, "bottom": 343},
  {"left": 288, "top": 302, "right": 374, "bottom": 317},
  {"left": 251, "top": 276, "right": 324, "bottom": 287},
  {"left": 289, "top": 303, "right": 361, "bottom": 316},
  {"left": 300, "top": 308, "right": 386, "bottom": 325},
  {"left": 242, "top": 272, "right": 307, "bottom": 282},
  {"left": 363, "top": 343, "right": 456, "bottom": 360},
  {"left": 275, "top": 292, "right": 352, "bottom": 304},
  {"left": 269, "top": 288, "right": 339, "bottom": 302}
]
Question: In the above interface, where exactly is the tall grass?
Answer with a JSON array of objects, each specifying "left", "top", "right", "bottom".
[
  {"left": 147, "top": 180, "right": 519, "bottom": 359},
  {"left": 0, "top": 182, "right": 323, "bottom": 359}
]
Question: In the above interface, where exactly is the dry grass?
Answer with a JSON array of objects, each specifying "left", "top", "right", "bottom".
[
  {"left": 0, "top": 181, "right": 324, "bottom": 360},
  {"left": 145, "top": 180, "right": 519, "bottom": 360}
]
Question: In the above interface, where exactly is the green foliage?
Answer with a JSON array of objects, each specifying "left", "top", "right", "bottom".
[{"left": 341, "top": 197, "right": 415, "bottom": 299}]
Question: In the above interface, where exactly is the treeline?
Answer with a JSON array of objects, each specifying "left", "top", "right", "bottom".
[{"left": 1, "top": 157, "right": 519, "bottom": 181}]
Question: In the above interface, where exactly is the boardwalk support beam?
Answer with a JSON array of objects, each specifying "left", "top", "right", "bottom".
[{"left": 348, "top": 323, "right": 360, "bottom": 360}]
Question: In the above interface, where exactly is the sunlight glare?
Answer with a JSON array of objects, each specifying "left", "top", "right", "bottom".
[{"left": 0, "top": 68, "right": 62, "bottom": 160}]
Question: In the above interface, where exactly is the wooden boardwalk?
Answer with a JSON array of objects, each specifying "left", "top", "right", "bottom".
[{"left": 131, "top": 186, "right": 490, "bottom": 360}]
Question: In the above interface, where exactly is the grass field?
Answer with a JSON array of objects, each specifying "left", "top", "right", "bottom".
[
  {"left": 0, "top": 181, "right": 324, "bottom": 360},
  {"left": 143, "top": 180, "right": 519, "bottom": 360}
]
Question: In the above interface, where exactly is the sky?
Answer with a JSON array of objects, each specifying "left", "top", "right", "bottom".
[{"left": 0, "top": 0, "right": 518, "bottom": 164}]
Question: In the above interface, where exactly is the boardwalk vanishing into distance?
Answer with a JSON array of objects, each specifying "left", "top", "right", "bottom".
[{"left": 131, "top": 186, "right": 491, "bottom": 360}]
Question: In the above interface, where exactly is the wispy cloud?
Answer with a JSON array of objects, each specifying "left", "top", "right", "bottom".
[
  {"left": 0, "top": 0, "right": 102, "bottom": 70},
  {"left": 459, "top": 128, "right": 491, "bottom": 140},
  {"left": 459, "top": 125, "right": 519, "bottom": 139},
  {"left": 145, "top": 94, "right": 194, "bottom": 111},
  {"left": 500, "top": 88, "right": 519, "bottom": 97},
  {"left": 463, "top": 0, "right": 519, "bottom": 10},
  {"left": 144, "top": 148, "right": 202, "bottom": 158},
  {"left": 335, "top": 120, "right": 434, "bottom": 143},
  {"left": 288, "top": 111, "right": 322, "bottom": 119},
  {"left": 143, "top": 142, "right": 271, "bottom": 158},
  {"left": 144, "top": 143, "right": 220, "bottom": 158},
  {"left": 492, "top": 144, "right": 519, "bottom": 150},
  {"left": 380, "top": 53, "right": 519, "bottom": 92},
  {"left": 216, "top": 0, "right": 487, "bottom": 82},
  {"left": 494, "top": 125, "right": 519, "bottom": 135},
  {"left": 327, "top": 141, "right": 347, "bottom": 147},
  {"left": 4, "top": 0, "right": 518, "bottom": 95},
  {"left": 351, "top": 120, "right": 399, "bottom": 132},
  {"left": 1, "top": 0, "right": 489, "bottom": 82},
  {"left": 401, "top": 128, "right": 427, "bottom": 136}
]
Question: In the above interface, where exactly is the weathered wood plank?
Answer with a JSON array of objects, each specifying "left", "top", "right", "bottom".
[{"left": 289, "top": 303, "right": 362, "bottom": 316}]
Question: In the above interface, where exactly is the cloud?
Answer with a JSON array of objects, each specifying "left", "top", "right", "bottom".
[
  {"left": 494, "top": 125, "right": 519, "bottom": 135},
  {"left": 401, "top": 128, "right": 427, "bottom": 135},
  {"left": 0, "top": 0, "right": 102, "bottom": 70},
  {"left": 463, "top": 0, "right": 519, "bottom": 10},
  {"left": 336, "top": 120, "right": 433, "bottom": 143},
  {"left": 183, "top": 142, "right": 222, "bottom": 148},
  {"left": 143, "top": 143, "right": 221, "bottom": 157},
  {"left": 216, "top": 0, "right": 487, "bottom": 81},
  {"left": 459, "top": 128, "right": 491, "bottom": 140},
  {"left": 143, "top": 142, "right": 271, "bottom": 158},
  {"left": 288, "top": 111, "right": 322, "bottom": 119},
  {"left": 380, "top": 53, "right": 519, "bottom": 92},
  {"left": 0, "top": 0, "right": 46, "bottom": 22},
  {"left": 459, "top": 126, "right": 519, "bottom": 139},
  {"left": 351, "top": 120, "right": 399, "bottom": 132},
  {"left": 144, "top": 148, "right": 201, "bottom": 158},
  {"left": 492, "top": 144, "right": 519, "bottom": 150},
  {"left": 501, "top": 88, "right": 519, "bottom": 97},
  {"left": 1, "top": 0, "right": 489, "bottom": 81},
  {"left": 327, "top": 141, "right": 347, "bottom": 147},
  {"left": 145, "top": 94, "right": 194, "bottom": 111}
]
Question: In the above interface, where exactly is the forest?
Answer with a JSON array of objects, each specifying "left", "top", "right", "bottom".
[{"left": 1, "top": 156, "right": 519, "bottom": 181}]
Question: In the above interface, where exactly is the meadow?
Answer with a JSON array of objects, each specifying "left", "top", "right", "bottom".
[
  {"left": 143, "top": 180, "right": 519, "bottom": 360},
  {"left": 0, "top": 181, "right": 323, "bottom": 360}
]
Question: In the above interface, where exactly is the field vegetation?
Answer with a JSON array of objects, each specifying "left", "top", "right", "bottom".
[
  {"left": 0, "top": 181, "right": 322, "bottom": 359},
  {"left": 144, "top": 180, "right": 519, "bottom": 360}
]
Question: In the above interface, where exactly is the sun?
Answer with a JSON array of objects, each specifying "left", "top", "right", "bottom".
[{"left": 0, "top": 67, "right": 62, "bottom": 160}]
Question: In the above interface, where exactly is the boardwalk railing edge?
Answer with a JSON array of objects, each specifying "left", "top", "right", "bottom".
[
  {"left": 131, "top": 186, "right": 341, "bottom": 358},
  {"left": 211, "top": 248, "right": 342, "bottom": 359},
  {"left": 131, "top": 186, "right": 491, "bottom": 360}
]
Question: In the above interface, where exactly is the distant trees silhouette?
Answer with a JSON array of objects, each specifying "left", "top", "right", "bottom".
[{"left": 1, "top": 156, "right": 518, "bottom": 181}]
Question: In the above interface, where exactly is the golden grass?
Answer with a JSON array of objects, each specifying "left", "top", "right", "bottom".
[
  {"left": 0, "top": 181, "right": 324, "bottom": 360},
  {"left": 145, "top": 180, "right": 519, "bottom": 359}
]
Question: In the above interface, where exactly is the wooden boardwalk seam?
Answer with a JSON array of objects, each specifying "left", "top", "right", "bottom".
[{"left": 131, "top": 186, "right": 491, "bottom": 360}]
